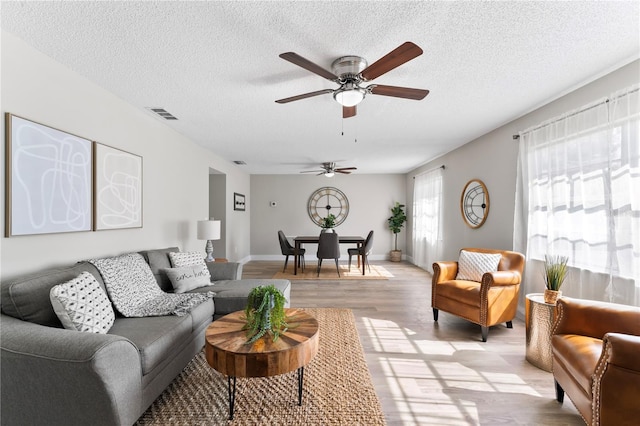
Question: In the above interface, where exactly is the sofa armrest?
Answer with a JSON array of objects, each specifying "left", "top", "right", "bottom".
[
  {"left": 432, "top": 261, "right": 458, "bottom": 283},
  {"left": 1, "top": 314, "right": 143, "bottom": 426},
  {"left": 207, "top": 261, "right": 243, "bottom": 280},
  {"left": 552, "top": 297, "right": 640, "bottom": 340},
  {"left": 482, "top": 270, "right": 522, "bottom": 287},
  {"left": 593, "top": 332, "right": 640, "bottom": 425}
]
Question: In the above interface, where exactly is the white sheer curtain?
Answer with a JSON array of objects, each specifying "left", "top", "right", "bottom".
[
  {"left": 413, "top": 167, "right": 443, "bottom": 273},
  {"left": 514, "top": 84, "right": 640, "bottom": 307}
]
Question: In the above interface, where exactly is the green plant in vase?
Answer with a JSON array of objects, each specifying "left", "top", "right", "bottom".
[
  {"left": 543, "top": 254, "right": 569, "bottom": 304},
  {"left": 320, "top": 214, "right": 336, "bottom": 231},
  {"left": 243, "top": 284, "right": 289, "bottom": 343},
  {"left": 387, "top": 202, "right": 407, "bottom": 262}
]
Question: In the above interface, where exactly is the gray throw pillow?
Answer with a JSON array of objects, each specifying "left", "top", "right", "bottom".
[{"left": 164, "top": 264, "right": 212, "bottom": 293}]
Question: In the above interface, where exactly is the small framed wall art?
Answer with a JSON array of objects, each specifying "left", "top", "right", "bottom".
[
  {"left": 234, "top": 192, "right": 246, "bottom": 211},
  {"left": 94, "top": 143, "right": 143, "bottom": 230},
  {"left": 5, "top": 113, "right": 93, "bottom": 236}
]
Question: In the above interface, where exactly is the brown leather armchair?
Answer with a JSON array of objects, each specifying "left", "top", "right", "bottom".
[
  {"left": 432, "top": 248, "right": 525, "bottom": 342},
  {"left": 551, "top": 297, "right": 640, "bottom": 425}
]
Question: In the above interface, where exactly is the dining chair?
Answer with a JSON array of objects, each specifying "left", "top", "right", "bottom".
[
  {"left": 348, "top": 230, "right": 374, "bottom": 274},
  {"left": 278, "top": 230, "right": 305, "bottom": 272},
  {"left": 316, "top": 232, "right": 341, "bottom": 277}
]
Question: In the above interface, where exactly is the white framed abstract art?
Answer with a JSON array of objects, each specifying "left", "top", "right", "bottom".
[
  {"left": 94, "top": 143, "right": 143, "bottom": 230},
  {"left": 5, "top": 113, "right": 93, "bottom": 236}
]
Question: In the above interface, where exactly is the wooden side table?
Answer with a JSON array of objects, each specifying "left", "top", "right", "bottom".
[
  {"left": 204, "top": 308, "right": 319, "bottom": 420},
  {"left": 525, "top": 293, "right": 557, "bottom": 372}
]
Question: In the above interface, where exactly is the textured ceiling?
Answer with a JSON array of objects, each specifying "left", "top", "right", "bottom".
[{"left": 2, "top": 1, "right": 639, "bottom": 174}]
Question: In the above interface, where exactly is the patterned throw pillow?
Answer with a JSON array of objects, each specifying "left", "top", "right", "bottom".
[
  {"left": 50, "top": 272, "right": 115, "bottom": 334},
  {"left": 164, "top": 264, "right": 212, "bottom": 293},
  {"left": 456, "top": 250, "right": 502, "bottom": 282},
  {"left": 169, "top": 251, "right": 211, "bottom": 280}
]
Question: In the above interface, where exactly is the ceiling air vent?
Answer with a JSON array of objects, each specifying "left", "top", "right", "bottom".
[
  {"left": 146, "top": 107, "right": 178, "bottom": 120},
  {"left": 233, "top": 160, "right": 247, "bottom": 165}
]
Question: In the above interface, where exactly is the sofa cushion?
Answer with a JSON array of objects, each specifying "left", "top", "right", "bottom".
[
  {"left": 1, "top": 263, "right": 105, "bottom": 327},
  {"left": 552, "top": 334, "right": 602, "bottom": 396},
  {"left": 436, "top": 279, "right": 482, "bottom": 307},
  {"left": 456, "top": 250, "right": 501, "bottom": 282},
  {"left": 108, "top": 313, "right": 192, "bottom": 375},
  {"left": 138, "top": 247, "right": 179, "bottom": 292},
  {"left": 50, "top": 271, "right": 115, "bottom": 334}
]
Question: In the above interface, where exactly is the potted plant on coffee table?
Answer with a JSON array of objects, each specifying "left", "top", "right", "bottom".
[
  {"left": 543, "top": 254, "right": 569, "bottom": 304},
  {"left": 243, "top": 284, "right": 289, "bottom": 343},
  {"left": 387, "top": 202, "right": 407, "bottom": 262}
]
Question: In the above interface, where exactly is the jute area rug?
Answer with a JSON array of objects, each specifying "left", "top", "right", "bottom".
[
  {"left": 135, "top": 308, "right": 386, "bottom": 425},
  {"left": 272, "top": 264, "right": 393, "bottom": 280}
]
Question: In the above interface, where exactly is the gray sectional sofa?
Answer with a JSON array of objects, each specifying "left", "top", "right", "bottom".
[{"left": 0, "top": 247, "right": 291, "bottom": 426}]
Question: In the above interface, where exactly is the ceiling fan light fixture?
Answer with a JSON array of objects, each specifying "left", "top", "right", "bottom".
[
  {"left": 333, "top": 86, "right": 366, "bottom": 107},
  {"left": 324, "top": 171, "right": 335, "bottom": 178}
]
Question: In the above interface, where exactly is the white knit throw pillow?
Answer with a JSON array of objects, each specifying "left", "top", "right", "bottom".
[
  {"left": 50, "top": 272, "right": 115, "bottom": 334},
  {"left": 456, "top": 250, "right": 501, "bottom": 282}
]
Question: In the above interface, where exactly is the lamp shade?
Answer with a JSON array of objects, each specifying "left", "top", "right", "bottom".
[{"left": 197, "top": 220, "right": 221, "bottom": 240}]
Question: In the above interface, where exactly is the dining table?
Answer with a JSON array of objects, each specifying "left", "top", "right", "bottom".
[{"left": 293, "top": 234, "right": 365, "bottom": 276}]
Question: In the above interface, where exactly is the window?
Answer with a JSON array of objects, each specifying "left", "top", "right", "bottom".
[{"left": 515, "top": 85, "right": 639, "bottom": 306}]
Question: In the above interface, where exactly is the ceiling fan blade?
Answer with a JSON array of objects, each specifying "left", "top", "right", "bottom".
[
  {"left": 370, "top": 85, "right": 429, "bottom": 100},
  {"left": 335, "top": 170, "right": 352, "bottom": 174},
  {"left": 275, "top": 89, "right": 334, "bottom": 104},
  {"left": 343, "top": 105, "right": 356, "bottom": 118},
  {"left": 335, "top": 167, "right": 357, "bottom": 171},
  {"left": 360, "top": 42, "right": 423, "bottom": 81},
  {"left": 279, "top": 52, "right": 339, "bottom": 81}
]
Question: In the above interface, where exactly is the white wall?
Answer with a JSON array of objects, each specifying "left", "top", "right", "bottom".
[
  {"left": 1, "top": 31, "right": 251, "bottom": 280},
  {"left": 406, "top": 59, "right": 639, "bottom": 262},
  {"left": 250, "top": 174, "right": 406, "bottom": 259}
]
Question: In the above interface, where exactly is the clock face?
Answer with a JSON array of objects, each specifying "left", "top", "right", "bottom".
[
  {"left": 461, "top": 179, "right": 489, "bottom": 228},
  {"left": 307, "top": 187, "right": 349, "bottom": 227}
]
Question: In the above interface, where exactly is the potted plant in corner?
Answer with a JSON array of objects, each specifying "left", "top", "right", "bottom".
[
  {"left": 387, "top": 202, "right": 407, "bottom": 262},
  {"left": 543, "top": 254, "right": 569, "bottom": 304},
  {"left": 320, "top": 214, "right": 336, "bottom": 232},
  {"left": 243, "top": 284, "right": 289, "bottom": 343}
]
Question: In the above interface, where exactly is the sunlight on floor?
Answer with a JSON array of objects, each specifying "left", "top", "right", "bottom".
[{"left": 363, "top": 316, "right": 542, "bottom": 425}]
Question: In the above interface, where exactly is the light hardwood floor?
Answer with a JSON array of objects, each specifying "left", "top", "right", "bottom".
[{"left": 242, "top": 260, "right": 584, "bottom": 426}]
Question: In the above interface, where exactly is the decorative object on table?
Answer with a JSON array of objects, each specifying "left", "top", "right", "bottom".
[
  {"left": 5, "top": 113, "right": 93, "bottom": 236},
  {"left": 275, "top": 41, "right": 429, "bottom": 119},
  {"left": 307, "top": 186, "right": 349, "bottom": 227},
  {"left": 197, "top": 219, "right": 221, "bottom": 262},
  {"left": 320, "top": 213, "right": 336, "bottom": 231},
  {"left": 387, "top": 202, "right": 407, "bottom": 262},
  {"left": 543, "top": 254, "right": 569, "bottom": 304},
  {"left": 460, "top": 179, "right": 489, "bottom": 228},
  {"left": 243, "top": 284, "right": 289, "bottom": 343},
  {"left": 234, "top": 192, "right": 246, "bottom": 211},
  {"left": 299, "top": 162, "right": 357, "bottom": 177},
  {"left": 94, "top": 143, "right": 143, "bottom": 230}
]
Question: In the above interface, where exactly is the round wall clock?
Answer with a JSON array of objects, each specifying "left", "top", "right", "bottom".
[
  {"left": 460, "top": 179, "right": 489, "bottom": 228},
  {"left": 307, "top": 187, "right": 349, "bottom": 227}
]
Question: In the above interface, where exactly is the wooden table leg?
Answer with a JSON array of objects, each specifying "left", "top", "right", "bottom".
[
  {"left": 227, "top": 375, "right": 236, "bottom": 420},
  {"left": 294, "top": 242, "right": 299, "bottom": 275},
  {"left": 297, "top": 366, "right": 304, "bottom": 405}
]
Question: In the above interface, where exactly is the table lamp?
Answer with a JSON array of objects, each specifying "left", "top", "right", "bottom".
[{"left": 197, "top": 219, "right": 221, "bottom": 262}]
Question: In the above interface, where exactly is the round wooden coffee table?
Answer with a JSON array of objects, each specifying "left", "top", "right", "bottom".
[{"left": 204, "top": 308, "right": 319, "bottom": 420}]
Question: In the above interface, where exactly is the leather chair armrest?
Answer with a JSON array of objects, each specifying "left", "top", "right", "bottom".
[
  {"left": 600, "top": 332, "right": 640, "bottom": 371},
  {"left": 482, "top": 270, "right": 521, "bottom": 286},
  {"left": 432, "top": 261, "right": 458, "bottom": 283},
  {"left": 592, "top": 332, "right": 640, "bottom": 425},
  {"left": 553, "top": 297, "right": 640, "bottom": 340}
]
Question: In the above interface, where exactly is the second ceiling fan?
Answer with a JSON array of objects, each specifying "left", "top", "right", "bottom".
[{"left": 275, "top": 42, "right": 429, "bottom": 118}]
